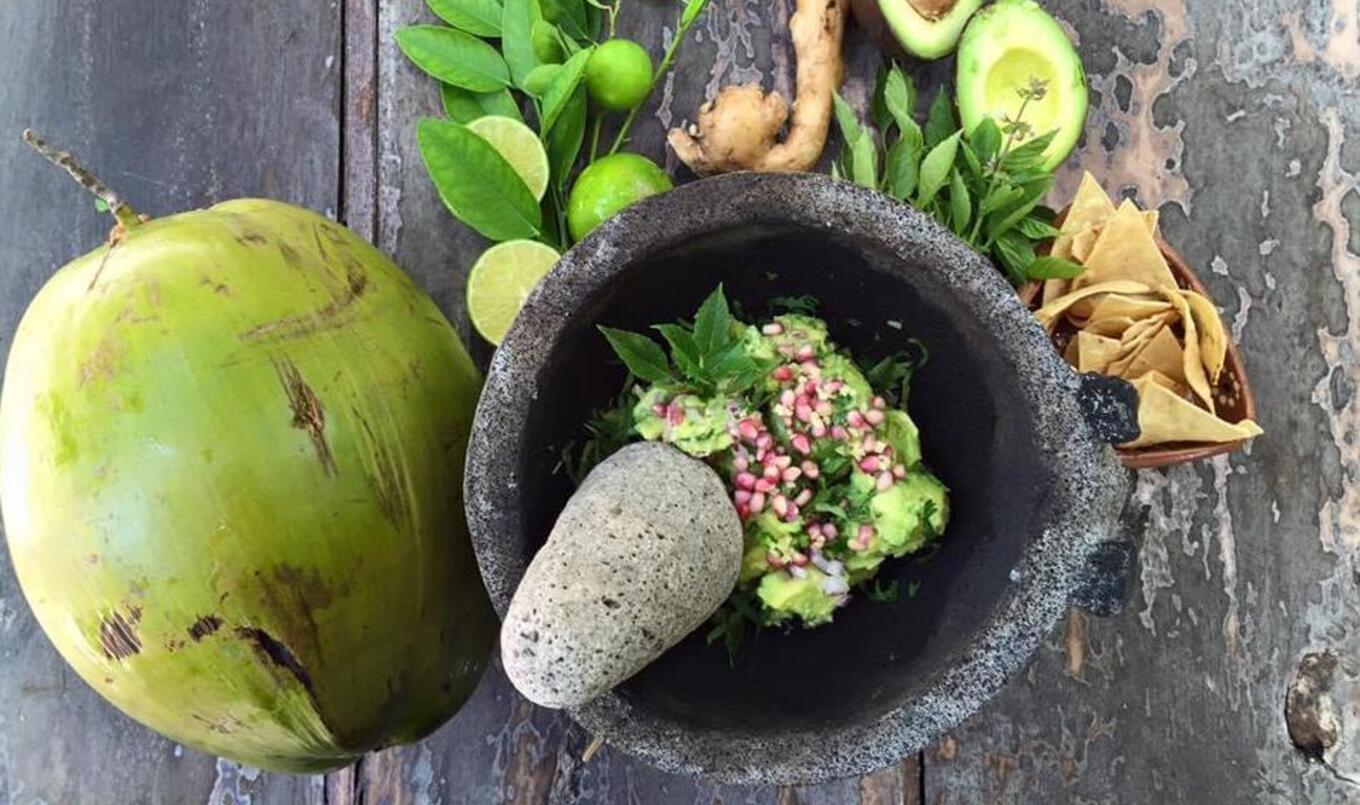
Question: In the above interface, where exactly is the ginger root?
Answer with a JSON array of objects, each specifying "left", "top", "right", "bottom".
[{"left": 667, "top": 0, "right": 849, "bottom": 175}]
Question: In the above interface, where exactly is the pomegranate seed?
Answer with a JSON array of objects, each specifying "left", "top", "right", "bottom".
[
  {"left": 749, "top": 492, "right": 767, "bottom": 513},
  {"left": 811, "top": 423, "right": 828, "bottom": 438},
  {"left": 757, "top": 433, "right": 773, "bottom": 450},
  {"left": 735, "top": 472, "right": 757, "bottom": 490},
  {"left": 865, "top": 409, "right": 886, "bottom": 426},
  {"left": 876, "top": 472, "right": 894, "bottom": 492},
  {"left": 763, "top": 464, "right": 781, "bottom": 481},
  {"left": 755, "top": 478, "right": 776, "bottom": 493},
  {"left": 893, "top": 464, "right": 907, "bottom": 479},
  {"left": 804, "top": 380, "right": 819, "bottom": 395},
  {"left": 775, "top": 454, "right": 793, "bottom": 470},
  {"left": 762, "top": 322, "right": 785, "bottom": 336},
  {"left": 736, "top": 503, "right": 750, "bottom": 520},
  {"left": 795, "top": 404, "right": 813, "bottom": 423},
  {"left": 831, "top": 426, "right": 849, "bottom": 440},
  {"left": 784, "top": 503, "right": 800, "bottom": 521},
  {"left": 815, "top": 400, "right": 833, "bottom": 418},
  {"left": 847, "top": 410, "right": 865, "bottom": 428},
  {"left": 859, "top": 456, "right": 879, "bottom": 473},
  {"left": 732, "top": 455, "right": 749, "bottom": 472},
  {"left": 795, "top": 488, "right": 813, "bottom": 506},
  {"left": 881, "top": 445, "right": 895, "bottom": 459},
  {"left": 862, "top": 435, "right": 878, "bottom": 453},
  {"left": 652, "top": 403, "right": 668, "bottom": 417},
  {"left": 872, "top": 396, "right": 886, "bottom": 409},
  {"left": 796, "top": 344, "right": 815, "bottom": 361},
  {"left": 766, "top": 551, "right": 786, "bottom": 569},
  {"left": 808, "top": 522, "right": 824, "bottom": 537},
  {"left": 772, "top": 365, "right": 794, "bottom": 382},
  {"left": 858, "top": 524, "right": 876, "bottom": 542},
  {"left": 667, "top": 402, "right": 685, "bottom": 426},
  {"left": 780, "top": 389, "right": 797, "bottom": 407},
  {"left": 734, "top": 489, "right": 753, "bottom": 505},
  {"left": 772, "top": 495, "right": 789, "bottom": 516},
  {"left": 811, "top": 535, "right": 827, "bottom": 549},
  {"left": 801, "top": 460, "right": 820, "bottom": 479},
  {"left": 777, "top": 344, "right": 796, "bottom": 358},
  {"left": 825, "top": 380, "right": 844, "bottom": 393},
  {"left": 791, "top": 551, "right": 809, "bottom": 566},
  {"left": 790, "top": 434, "right": 812, "bottom": 454},
  {"left": 738, "top": 419, "right": 759, "bottom": 442},
  {"left": 783, "top": 466, "right": 803, "bottom": 483},
  {"left": 822, "top": 523, "right": 838, "bottom": 539}
]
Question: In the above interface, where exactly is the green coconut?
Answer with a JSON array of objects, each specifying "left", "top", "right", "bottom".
[{"left": 0, "top": 133, "right": 496, "bottom": 772}]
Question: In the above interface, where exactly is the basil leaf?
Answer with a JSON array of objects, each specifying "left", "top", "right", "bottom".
[
  {"left": 654, "top": 323, "right": 704, "bottom": 382},
  {"left": 884, "top": 66, "right": 916, "bottom": 137},
  {"left": 441, "top": 84, "right": 523, "bottom": 123},
  {"left": 522, "top": 64, "right": 561, "bottom": 96},
  {"left": 832, "top": 92, "right": 863, "bottom": 149},
  {"left": 539, "top": 48, "right": 592, "bottom": 133},
  {"left": 1003, "top": 129, "right": 1058, "bottom": 172},
  {"left": 395, "top": 26, "right": 510, "bottom": 92},
  {"left": 850, "top": 130, "right": 879, "bottom": 190},
  {"left": 427, "top": 0, "right": 504, "bottom": 37},
  {"left": 707, "top": 342, "right": 756, "bottom": 383},
  {"left": 1025, "top": 256, "right": 1085, "bottom": 280},
  {"left": 986, "top": 174, "right": 1054, "bottom": 243},
  {"left": 541, "top": 0, "right": 589, "bottom": 42},
  {"left": 416, "top": 118, "right": 540, "bottom": 240},
  {"left": 949, "top": 169, "right": 971, "bottom": 235},
  {"left": 958, "top": 139, "right": 983, "bottom": 183},
  {"left": 1014, "top": 216, "right": 1061, "bottom": 239},
  {"left": 980, "top": 183, "right": 1024, "bottom": 216},
  {"left": 992, "top": 232, "right": 1035, "bottom": 285},
  {"left": 969, "top": 117, "right": 1002, "bottom": 166},
  {"left": 693, "top": 285, "right": 733, "bottom": 358},
  {"left": 501, "top": 0, "right": 543, "bottom": 86},
  {"left": 884, "top": 137, "right": 919, "bottom": 201},
  {"left": 682, "top": 0, "right": 713, "bottom": 28},
  {"left": 599, "top": 327, "right": 675, "bottom": 383},
  {"left": 545, "top": 85, "right": 587, "bottom": 189},
  {"left": 924, "top": 89, "right": 955, "bottom": 149},
  {"left": 915, "top": 130, "right": 961, "bottom": 208}
]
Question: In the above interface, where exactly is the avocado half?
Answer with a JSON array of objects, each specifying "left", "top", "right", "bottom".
[
  {"left": 956, "top": 0, "right": 1088, "bottom": 171},
  {"left": 851, "top": 0, "right": 985, "bottom": 61}
]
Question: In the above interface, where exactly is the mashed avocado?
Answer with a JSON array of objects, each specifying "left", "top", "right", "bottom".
[{"left": 593, "top": 288, "right": 950, "bottom": 641}]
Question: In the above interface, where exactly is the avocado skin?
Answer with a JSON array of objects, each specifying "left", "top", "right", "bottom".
[{"left": 851, "top": 0, "right": 985, "bottom": 61}]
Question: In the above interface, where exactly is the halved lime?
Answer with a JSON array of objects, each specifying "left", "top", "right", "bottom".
[
  {"left": 467, "top": 116, "right": 550, "bottom": 202},
  {"left": 467, "top": 240, "right": 560, "bottom": 345}
]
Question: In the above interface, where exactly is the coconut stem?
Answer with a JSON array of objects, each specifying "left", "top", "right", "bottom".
[{"left": 21, "top": 129, "right": 143, "bottom": 231}]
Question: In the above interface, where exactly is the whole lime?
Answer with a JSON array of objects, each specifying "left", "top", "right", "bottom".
[
  {"left": 585, "top": 39, "right": 654, "bottom": 112},
  {"left": 567, "top": 153, "right": 673, "bottom": 241}
]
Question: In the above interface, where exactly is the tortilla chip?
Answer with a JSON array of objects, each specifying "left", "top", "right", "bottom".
[
  {"left": 1042, "top": 278, "right": 1071, "bottom": 305},
  {"left": 1069, "top": 330, "right": 1123, "bottom": 373},
  {"left": 1085, "top": 293, "right": 1174, "bottom": 323},
  {"left": 1072, "top": 201, "right": 1178, "bottom": 291},
  {"left": 1071, "top": 227, "right": 1103, "bottom": 263},
  {"left": 1151, "top": 286, "right": 1215, "bottom": 413},
  {"left": 1180, "top": 290, "right": 1228, "bottom": 383},
  {"left": 1122, "top": 375, "right": 1263, "bottom": 449},
  {"left": 1142, "top": 209, "right": 1159, "bottom": 236},
  {"left": 1144, "top": 369, "right": 1189, "bottom": 397},
  {"left": 1035, "top": 280, "right": 1153, "bottom": 332},
  {"left": 1108, "top": 324, "right": 1185, "bottom": 381},
  {"left": 1052, "top": 173, "right": 1115, "bottom": 259},
  {"left": 1107, "top": 310, "right": 1177, "bottom": 346}
]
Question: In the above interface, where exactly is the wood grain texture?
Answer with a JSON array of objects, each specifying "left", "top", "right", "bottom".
[{"left": 0, "top": 1, "right": 341, "bottom": 803}]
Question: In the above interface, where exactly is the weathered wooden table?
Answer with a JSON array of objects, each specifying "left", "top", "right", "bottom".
[{"left": 1, "top": 1, "right": 1356, "bottom": 802}]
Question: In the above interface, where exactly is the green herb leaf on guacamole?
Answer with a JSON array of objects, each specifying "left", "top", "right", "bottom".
[{"left": 598, "top": 326, "right": 675, "bottom": 383}]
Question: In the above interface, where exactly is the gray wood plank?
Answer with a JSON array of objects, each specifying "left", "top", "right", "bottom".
[
  {"left": 923, "top": 1, "right": 1360, "bottom": 803},
  {"left": 0, "top": 1, "right": 342, "bottom": 802}
]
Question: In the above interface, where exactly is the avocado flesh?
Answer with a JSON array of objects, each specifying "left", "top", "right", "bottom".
[
  {"left": 955, "top": 0, "right": 1088, "bottom": 171},
  {"left": 876, "top": 0, "right": 984, "bottom": 60}
]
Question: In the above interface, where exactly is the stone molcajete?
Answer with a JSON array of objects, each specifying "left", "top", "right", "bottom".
[
  {"left": 467, "top": 172, "right": 1139, "bottom": 785},
  {"left": 501, "top": 443, "right": 742, "bottom": 709}
]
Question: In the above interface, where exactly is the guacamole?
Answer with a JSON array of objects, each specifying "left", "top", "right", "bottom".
[{"left": 588, "top": 288, "right": 950, "bottom": 639}]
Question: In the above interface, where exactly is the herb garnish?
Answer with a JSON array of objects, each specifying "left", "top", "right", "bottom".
[{"left": 833, "top": 66, "right": 1084, "bottom": 285}]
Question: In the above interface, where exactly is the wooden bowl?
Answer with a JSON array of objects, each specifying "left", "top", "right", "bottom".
[{"left": 1018, "top": 234, "right": 1258, "bottom": 470}]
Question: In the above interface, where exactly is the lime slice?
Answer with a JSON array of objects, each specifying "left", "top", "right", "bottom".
[
  {"left": 467, "top": 116, "right": 550, "bottom": 202},
  {"left": 467, "top": 240, "right": 560, "bottom": 345}
]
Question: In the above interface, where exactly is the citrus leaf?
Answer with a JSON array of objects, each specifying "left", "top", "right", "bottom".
[
  {"left": 1026, "top": 256, "right": 1085, "bottom": 280},
  {"left": 427, "top": 0, "right": 504, "bottom": 36},
  {"left": 522, "top": 64, "right": 562, "bottom": 97},
  {"left": 541, "top": 0, "right": 589, "bottom": 41},
  {"left": 395, "top": 26, "right": 509, "bottom": 91},
  {"left": 915, "top": 130, "right": 961, "bottom": 208},
  {"left": 599, "top": 326, "right": 674, "bottom": 383},
  {"left": 545, "top": 85, "right": 587, "bottom": 189},
  {"left": 539, "top": 48, "right": 592, "bottom": 134},
  {"left": 441, "top": 84, "right": 522, "bottom": 123},
  {"left": 682, "top": 0, "right": 713, "bottom": 28},
  {"left": 501, "top": 0, "right": 543, "bottom": 86},
  {"left": 416, "top": 118, "right": 541, "bottom": 240}
]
